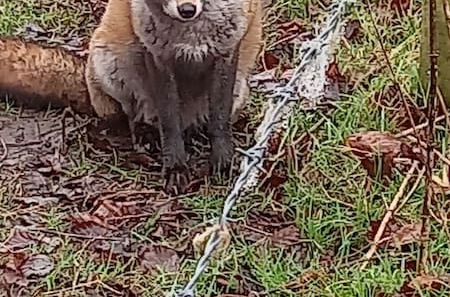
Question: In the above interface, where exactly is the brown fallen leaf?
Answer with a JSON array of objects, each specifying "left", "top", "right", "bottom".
[
  {"left": 270, "top": 225, "right": 301, "bottom": 248},
  {"left": 280, "top": 68, "right": 294, "bottom": 80},
  {"left": 193, "top": 225, "right": 231, "bottom": 258},
  {"left": 138, "top": 244, "right": 180, "bottom": 274},
  {"left": 69, "top": 213, "right": 118, "bottom": 236},
  {"left": 390, "top": 222, "right": 422, "bottom": 249},
  {"left": 345, "top": 131, "right": 424, "bottom": 180},
  {"left": 396, "top": 273, "right": 450, "bottom": 296},
  {"left": 344, "top": 19, "right": 362, "bottom": 41},
  {"left": 0, "top": 228, "right": 59, "bottom": 253},
  {"left": 367, "top": 218, "right": 401, "bottom": 248},
  {"left": 409, "top": 274, "right": 450, "bottom": 291},
  {"left": 261, "top": 169, "right": 288, "bottom": 191},
  {"left": 261, "top": 52, "right": 281, "bottom": 70},
  {"left": 390, "top": 0, "right": 411, "bottom": 14},
  {"left": 1, "top": 253, "right": 54, "bottom": 287},
  {"left": 326, "top": 61, "right": 346, "bottom": 85},
  {"left": 277, "top": 19, "right": 306, "bottom": 41},
  {"left": 267, "top": 132, "right": 282, "bottom": 155}
]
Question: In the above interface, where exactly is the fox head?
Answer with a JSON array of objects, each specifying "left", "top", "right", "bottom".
[
  {"left": 154, "top": 0, "right": 204, "bottom": 21},
  {"left": 136, "top": 0, "right": 247, "bottom": 61}
]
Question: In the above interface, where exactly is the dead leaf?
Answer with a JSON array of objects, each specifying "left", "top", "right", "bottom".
[
  {"left": 280, "top": 68, "right": 294, "bottom": 80},
  {"left": 248, "top": 68, "right": 282, "bottom": 92},
  {"left": 138, "top": 245, "right": 180, "bottom": 274},
  {"left": 0, "top": 228, "right": 59, "bottom": 253},
  {"left": 261, "top": 53, "right": 281, "bottom": 70},
  {"left": 263, "top": 170, "right": 288, "bottom": 190},
  {"left": 0, "top": 229, "right": 37, "bottom": 253},
  {"left": 368, "top": 218, "right": 401, "bottom": 248},
  {"left": 193, "top": 225, "right": 231, "bottom": 258},
  {"left": 390, "top": 0, "right": 410, "bottom": 14},
  {"left": 345, "top": 131, "right": 424, "bottom": 180},
  {"left": 69, "top": 213, "right": 118, "bottom": 236},
  {"left": 267, "top": 132, "right": 282, "bottom": 154},
  {"left": 270, "top": 225, "right": 301, "bottom": 248},
  {"left": 344, "top": 19, "right": 362, "bottom": 41},
  {"left": 1, "top": 253, "right": 54, "bottom": 287},
  {"left": 326, "top": 61, "right": 346, "bottom": 85},
  {"left": 409, "top": 274, "right": 450, "bottom": 291},
  {"left": 277, "top": 19, "right": 305, "bottom": 41},
  {"left": 23, "top": 254, "right": 54, "bottom": 277},
  {"left": 390, "top": 222, "right": 422, "bottom": 248},
  {"left": 123, "top": 153, "right": 157, "bottom": 169}
]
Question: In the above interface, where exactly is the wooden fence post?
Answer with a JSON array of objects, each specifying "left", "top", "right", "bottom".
[{"left": 420, "top": 0, "right": 450, "bottom": 106}]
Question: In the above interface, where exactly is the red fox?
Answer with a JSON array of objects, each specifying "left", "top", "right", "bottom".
[{"left": 0, "top": 0, "right": 262, "bottom": 177}]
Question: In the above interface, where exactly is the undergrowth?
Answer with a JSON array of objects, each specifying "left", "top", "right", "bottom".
[{"left": 1, "top": 0, "right": 449, "bottom": 296}]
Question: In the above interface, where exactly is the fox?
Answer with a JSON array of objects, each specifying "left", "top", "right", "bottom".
[{"left": 0, "top": 0, "right": 263, "bottom": 178}]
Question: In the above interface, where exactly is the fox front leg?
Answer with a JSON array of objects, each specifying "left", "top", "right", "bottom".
[
  {"left": 208, "top": 51, "right": 239, "bottom": 174},
  {"left": 149, "top": 60, "right": 189, "bottom": 188}
]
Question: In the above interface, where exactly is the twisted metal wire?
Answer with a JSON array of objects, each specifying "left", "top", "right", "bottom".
[{"left": 174, "top": 1, "right": 353, "bottom": 296}]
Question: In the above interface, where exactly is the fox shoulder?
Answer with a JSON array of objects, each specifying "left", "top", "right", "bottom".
[
  {"left": 0, "top": 37, "right": 93, "bottom": 114},
  {"left": 241, "top": 0, "right": 263, "bottom": 47},
  {"left": 85, "top": 0, "right": 139, "bottom": 120},
  {"left": 89, "top": 0, "right": 135, "bottom": 47},
  {"left": 231, "top": 0, "right": 263, "bottom": 121}
]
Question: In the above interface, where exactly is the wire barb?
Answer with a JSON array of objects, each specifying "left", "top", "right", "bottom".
[{"left": 173, "top": 1, "right": 353, "bottom": 296}]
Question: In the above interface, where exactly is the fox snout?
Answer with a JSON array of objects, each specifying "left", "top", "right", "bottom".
[{"left": 163, "top": 0, "right": 203, "bottom": 21}]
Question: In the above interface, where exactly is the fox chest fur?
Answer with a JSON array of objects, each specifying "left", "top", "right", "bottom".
[{"left": 130, "top": 0, "right": 248, "bottom": 126}]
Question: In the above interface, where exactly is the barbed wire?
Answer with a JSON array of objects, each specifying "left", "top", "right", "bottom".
[{"left": 173, "top": 1, "right": 353, "bottom": 296}]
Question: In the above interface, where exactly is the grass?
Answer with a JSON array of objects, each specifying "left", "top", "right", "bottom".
[{"left": 1, "top": 0, "right": 450, "bottom": 296}]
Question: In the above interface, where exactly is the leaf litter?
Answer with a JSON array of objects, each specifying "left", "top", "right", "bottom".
[{"left": 2, "top": 0, "right": 441, "bottom": 296}]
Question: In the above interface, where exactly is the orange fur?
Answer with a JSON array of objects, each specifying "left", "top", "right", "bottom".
[{"left": 0, "top": 37, "right": 93, "bottom": 115}]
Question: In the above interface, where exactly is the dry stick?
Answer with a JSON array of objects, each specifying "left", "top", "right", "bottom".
[
  {"left": 398, "top": 166, "right": 426, "bottom": 212},
  {"left": 360, "top": 161, "right": 419, "bottom": 270},
  {"left": 0, "top": 138, "right": 7, "bottom": 162},
  {"left": 25, "top": 227, "right": 124, "bottom": 241},
  {"left": 395, "top": 115, "right": 445, "bottom": 138},
  {"left": 365, "top": 1, "right": 419, "bottom": 137},
  {"left": 420, "top": 0, "right": 439, "bottom": 274}
]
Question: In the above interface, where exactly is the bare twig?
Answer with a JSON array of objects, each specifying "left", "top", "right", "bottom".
[
  {"left": 398, "top": 166, "right": 426, "bottom": 211},
  {"left": 361, "top": 162, "right": 419, "bottom": 269},
  {"left": 395, "top": 115, "right": 445, "bottom": 138},
  {"left": 0, "top": 138, "right": 7, "bottom": 162},
  {"left": 419, "top": 0, "right": 439, "bottom": 274},
  {"left": 25, "top": 227, "right": 124, "bottom": 241},
  {"left": 365, "top": 0, "right": 418, "bottom": 136}
]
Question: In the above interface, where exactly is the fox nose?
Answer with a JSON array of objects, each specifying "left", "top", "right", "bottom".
[{"left": 177, "top": 3, "right": 197, "bottom": 19}]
